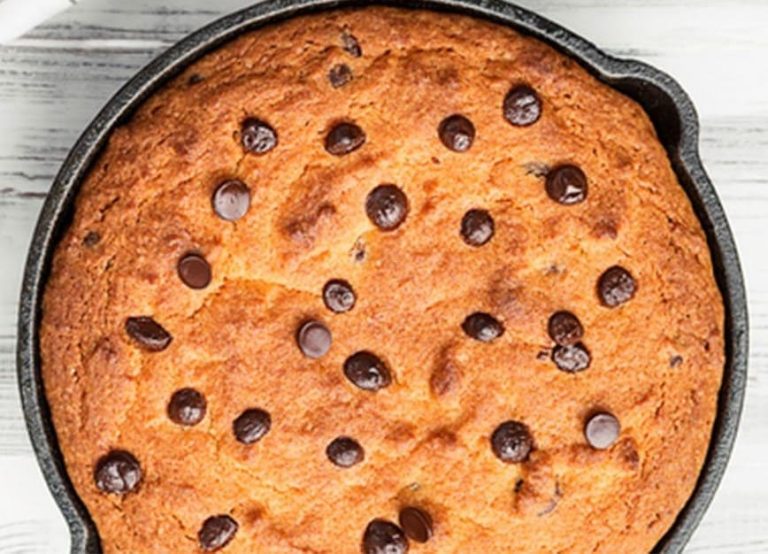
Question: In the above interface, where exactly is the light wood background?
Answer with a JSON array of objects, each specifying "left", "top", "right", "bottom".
[{"left": 0, "top": 0, "right": 766, "bottom": 552}]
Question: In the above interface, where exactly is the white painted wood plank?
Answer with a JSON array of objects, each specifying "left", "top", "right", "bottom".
[
  {"left": 0, "top": 458, "right": 69, "bottom": 553},
  {"left": 0, "top": 0, "right": 766, "bottom": 552}
]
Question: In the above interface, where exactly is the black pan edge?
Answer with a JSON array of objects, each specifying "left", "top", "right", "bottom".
[{"left": 17, "top": 1, "right": 748, "bottom": 553}]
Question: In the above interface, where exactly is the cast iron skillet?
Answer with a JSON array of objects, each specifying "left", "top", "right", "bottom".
[{"left": 17, "top": 0, "right": 748, "bottom": 552}]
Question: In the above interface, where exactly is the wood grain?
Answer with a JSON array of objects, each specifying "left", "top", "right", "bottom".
[{"left": 0, "top": 0, "right": 766, "bottom": 552}]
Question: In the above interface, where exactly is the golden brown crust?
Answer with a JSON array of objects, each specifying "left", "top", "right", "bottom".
[{"left": 41, "top": 7, "right": 724, "bottom": 553}]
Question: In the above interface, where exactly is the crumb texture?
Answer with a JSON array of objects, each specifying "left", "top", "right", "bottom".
[{"left": 41, "top": 7, "right": 724, "bottom": 554}]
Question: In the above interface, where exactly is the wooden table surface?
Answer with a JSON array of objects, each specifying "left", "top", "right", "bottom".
[{"left": 0, "top": 0, "right": 766, "bottom": 552}]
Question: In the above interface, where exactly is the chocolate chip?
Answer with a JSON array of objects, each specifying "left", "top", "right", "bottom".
[
  {"left": 296, "top": 320, "right": 332, "bottom": 358},
  {"left": 241, "top": 118, "right": 277, "bottom": 154},
  {"left": 233, "top": 408, "right": 271, "bottom": 445},
  {"left": 366, "top": 184, "right": 408, "bottom": 231},
  {"left": 341, "top": 31, "right": 362, "bottom": 57},
  {"left": 462, "top": 312, "right": 504, "bottom": 342},
  {"left": 503, "top": 85, "right": 542, "bottom": 127},
  {"left": 125, "top": 317, "right": 172, "bottom": 352},
  {"left": 167, "top": 388, "right": 206, "bottom": 426},
  {"left": 323, "top": 279, "right": 356, "bottom": 313},
  {"left": 362, "top": 519, "right": 409, "bottom": 554},
  {"left": 438, "top": 114, "right": 475, "bottom": 152},
  {"left": 547, "top": 311, "right": 583, "bottom": 346},
  {"left": 546, "top": 164, "right": 588, "bottom": 205},
  {"left": 187, "top": 73, "right": 204, "bottom": 85},
  {"left": 83, "top": 231, "right": 101, "bottom": 247},
  {"left": 398, "top": 507, "right": 433, "bottom": 543},
  {"left": 491, "top": 420, "right": 533, "bottom": 463},
  {"left": 598, "top": 266, "right": 637, "bottom": 307},
  {"left": 212, "top": 180, "right": 251, "bottom": 221},
  {"left": 551, "top": 343, "right": 591, "bottom": 372},
  {"left": 670, "top": 355, "right": 684, "bottom": 368},
  {"left": 177, "top": 253, "right": 212, "bottom": 289},
  {"left": 460, "top": 209, "right": 494, "bottom": 246},
  {"left": 198, "top": 515, "right": 238, "bottom": 552},
  {"left": 94, "top": 450, "right": 142, "bottom": 494},
  {"left": 329, "top": 63, "right": 353, "bottom": 88},
  {"left": 326, "top": 436, "right": 365, "bottom": 467},
  {"left": 585, "top": 412, "right": 621, "bottom": 449},
  {"left": 344, "top": 351, "right": 392, "bottom": 391},
  {"left": 325, "top": 122, "right": 366, "bottom": 156}
]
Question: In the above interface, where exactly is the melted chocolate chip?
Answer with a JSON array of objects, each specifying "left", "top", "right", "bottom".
[
  {"left": 233, "top": 408, "right": 271, "bottom": 444},
  {"left": 341, "top": 31, "right": 362, "bottom": 57},
  {"left": 491, "top": 420, "right": 533, "bottom": 463},
  {"left": 94, "top": 450, "right": 142, "bottom": 494},
  {"left": 366, "top": 184, "right": 408, "bottom": 231},
  {"left": 326, "top": 436, "right": 365, "bottom": 467},
  {"left": 460, "top": 209, "right": 494, "bottom": 246},
  {"left": 329, "top": 63, "right": 353, "bottom": 88},
  {"left": 462, "top": 312, "right": 504, "bottom": 343},
  {"left": 551, "top": 343, "right": 591, "bottom": 372},
  {"left": 547, "top": 311, "right": 584, "bottom": 346},
  {"left": 296, "top": 320, "right": 332, "bottom": 358},
  {"left": 325, "top": 122, "right": 366, "bottom": 156},
  {"left": 438, "top": 114, "right": 475, "bottom": 152},
  {"left": 503, "top": 85, "right": 542, "bottom": 127},
  {"left": 546, "top": 164, "right": 588, "bottom": 205},
  {"left": 83, "top": 231, "right": 101, "bottom": 247},
  {"left": 344, "top": 351, "right": 392, "bottom": 391},
  {"left": 125, "top": 317, "right": 172, "bottom": 352},
  {"left": 198, "top": 515, "right": 238, "bottom": 552},
  {"left": 167, "top": 388, "right": 206, "bottom": 426},
  {"left": 212, "top": 180, "right": 251, "bottom": 221},
  {"left": 177, "top": 253, "right": 212, "bottom": 289},
  {"left": 585, "top": 412, "right": 621, "bottom": 449},
  {"left": 241, "top": 118, "right": 277, "bottom": 154},
  {"left": 398, "top": 507, "right": 433, "bottom": 543},
  {"left": 598, "top": 266, "right": 637, "bottom": 307},
  {"left": 362, "top": 519, "right": 409, "bottom": 554},
  {"left": 323, "top": 279, "right": 356, "bottom": 313}
]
